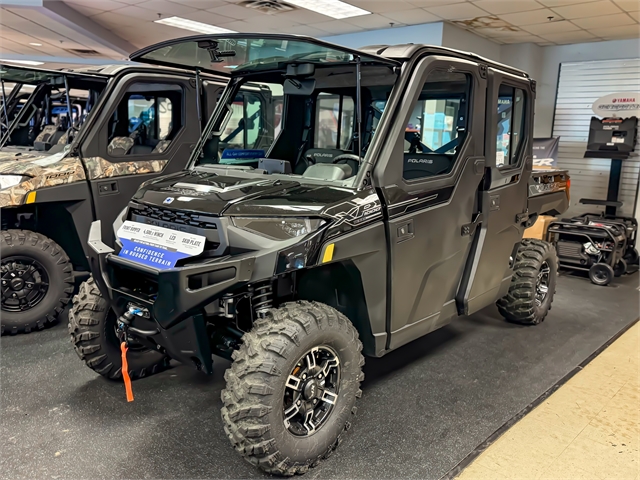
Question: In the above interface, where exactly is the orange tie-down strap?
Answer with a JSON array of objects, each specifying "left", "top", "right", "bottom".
[{"left": 120, "top": 342, "right": 134, "bottom": 402}]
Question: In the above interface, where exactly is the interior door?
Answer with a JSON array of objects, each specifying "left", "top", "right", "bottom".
[
  {"left": 374, "top": 56, "right": 487, "bottom": 351},
  {"left": 459, "top": 68, "right": 535, "bottom": 315},
  {"left": 80, "top": 73, "right": 201, "bottom": 246}
]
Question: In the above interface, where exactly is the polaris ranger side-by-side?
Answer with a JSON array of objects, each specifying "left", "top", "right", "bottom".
[
  {"left": 0, "top": 63, "right": 274, "bottom": 334},
  {"left": 71, "top": 35, "right": 570, "bottom": 476}
]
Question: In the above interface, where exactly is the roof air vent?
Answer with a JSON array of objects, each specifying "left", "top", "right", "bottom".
[
  {"left": 66, "top": 48, "right": 102, "bottom": 57},
  {"left": 240, "top": 0, "right": 294, "bottom": 14}
]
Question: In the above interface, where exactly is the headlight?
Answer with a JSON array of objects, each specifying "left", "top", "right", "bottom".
[
  {"left": 230, "top": 217, "right": 325, "bottom": 240},
  {"left": 0, "top": 175, "right": 28, "bottom": 190}
]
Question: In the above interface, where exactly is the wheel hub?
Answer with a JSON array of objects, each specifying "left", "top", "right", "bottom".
[
  {"left": 535, "top": 261, "right": 550, "bottom": 307},
  {"left": 283, "top": 346, "right": 341, "bottom": 437},
  {"left": 1, "top": 256, "right": 49, "bottom": 312}
]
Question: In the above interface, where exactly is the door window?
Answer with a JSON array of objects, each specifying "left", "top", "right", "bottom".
[
  {"left": 402, "top": 71, "right": 471, "bottom": 180},
  {"left": 314, "top": 93, "right": 354, "bottom": 150},
  {"left": 106, "top": 83, "right": 183, "bottom": 157},
  {"left": 496, "top": 85, "right": 526, "bottom": 167}
]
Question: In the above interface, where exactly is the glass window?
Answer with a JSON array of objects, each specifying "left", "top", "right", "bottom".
[
  {"left": 107, "top": 83, "right": 182, "bottom": 157},
  {"left": 402, "top": 71, "right": 470, "bottom": 181},
  {"left": 496, "top": 85, "right": 526, "bottom": 167},
  {"left": 219, "top": 92, "right": 264, "bottom": 151},
  {"left": 314, "top": 93, "right": 354, "bottom": 150}
]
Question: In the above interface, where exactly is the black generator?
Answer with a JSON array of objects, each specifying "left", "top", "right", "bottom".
[{"left": 585, "top": 116, "right": 637, "bottom": 159}]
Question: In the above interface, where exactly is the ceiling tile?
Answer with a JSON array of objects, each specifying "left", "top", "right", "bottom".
[
  {"left": 166, "top": 0, "right": 227, "bottom": 7},
  {"left": 348, "top": 0, "right": 415, "bottom": 13},
  {"left": 407, "top": 0, "right": 462, "bottom": 6},
  {"left": 573, "top": 11, "right": 636, "bottom": 26},
  {"left": 64, "top": 0, "right": 128, "bottom": 12},
  {"left": 381, "top": 8, "right": 440, "bottom": 24},
  {"left": 136, "top": 0, "right": 198, "bottom": 15},
  {"left": 540, "top": 30, "right": 597, "bottom": 41},
  {"left": 523, "top": 19, "right": 581, "bottom": 33},
  {"left": 538, "top": 0, "right": 599, "bottom": 5},
  {"left": 91, "top": 11, "right": 142, "bottom": 28},
  {"left": 283, "top": 24, "right": 332, "bottom": 36},
  {"left": 472, "top": 27, "right": 535, "bottom": 37},
  {"left": 65, "top": 3, "right": 105, "bottom": 17},
  {"left": 499, "top": 34, "right": 547, "bottom": 42},
  {"left": 472, "top": 0, "right": 544, "bottom": 14},
  {"left": 112, "top": 5, "right": 161, "bottom": 21},
  {"left": 500, "top": 8, "right": 563, "bottom": 25},
  {"left": 207, "top": 3, "right": 259, "bottom": 20},
  {"left": 313, "top": 19, "right": 364, "bottom": 34},
  {"left": 628, "top": 10, "right": 640, "bottom": 19},
  {"left": 550, "top": 0, "right": 623, "bottom": 18},
  {"left": 344, "top": 13, "right": 401, "bottom": 29},
  {"left": 215, "top": 20, "right": 257, "bottom": 32},
  {"left": 242, "top": 13, "right": 300, "bottom": 28},
  {"left": 179, "top": 10, "right": 236, "bottom": 26},
  {"left": 276, "top": 9, "right": 334, "bottom": 24},
  {"left": 612, "top": 0, "right": 640, "bottom": 10},
  {"left": 424, "top": 3, "right": 490, "bottom": 20},
  {"left": 590, "top": 23, "right": 640, "bottom": 36}
]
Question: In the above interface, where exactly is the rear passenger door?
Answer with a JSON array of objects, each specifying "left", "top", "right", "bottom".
[
  {"left": 80, "top": 73, "right": 201, "bottom": 245},
  {"left": 459, "top": 69, "right": 534, "bottom": 315},
  {"left": 374, "top": 57, "right": 487, "bottom": 351}
]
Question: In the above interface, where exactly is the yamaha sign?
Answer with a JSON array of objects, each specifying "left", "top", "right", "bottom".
[{"left": 592, "top": 93, "right": 640, "bottom": 117}]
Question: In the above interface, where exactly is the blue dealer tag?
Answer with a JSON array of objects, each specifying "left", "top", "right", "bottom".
[{"left": 116, "top": 221, "right": 206, "bottom": 269}]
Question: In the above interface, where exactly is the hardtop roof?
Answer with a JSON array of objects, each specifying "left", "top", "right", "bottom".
[{"left": 359, "top": 43, "right": 530, "bottom": 79}]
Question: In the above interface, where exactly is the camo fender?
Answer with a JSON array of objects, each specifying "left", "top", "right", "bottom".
[
  {"left": 83, "top": 156, "right": 168, "bottom": 179},
  {"left": 0, "top": 156, "right": 86, "bottom": 207}
]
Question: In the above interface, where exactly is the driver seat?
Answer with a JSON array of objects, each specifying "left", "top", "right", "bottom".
[{"left": 296, "top": 148, "right": 361, "bottom": 177}]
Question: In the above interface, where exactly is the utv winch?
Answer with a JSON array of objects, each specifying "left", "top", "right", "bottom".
[{"left": 70, "top": 34, "right": 570, "bottom": 476}]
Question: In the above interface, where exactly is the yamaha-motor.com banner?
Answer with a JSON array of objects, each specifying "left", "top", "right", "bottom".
[{"left": 533, "top": 137, "right": 560, "bottom": 168}]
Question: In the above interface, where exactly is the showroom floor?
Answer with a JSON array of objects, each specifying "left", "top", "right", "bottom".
[{"left": 1, "top": 272, "right": 638, "bottom": 479}]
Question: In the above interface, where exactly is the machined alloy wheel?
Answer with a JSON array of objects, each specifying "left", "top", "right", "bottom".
[
  {"left": 535, "top": 261, "right": 550, "bottom": 307},
  {"left": 283, "top": 346, "right": 341, "bottom": 437}
]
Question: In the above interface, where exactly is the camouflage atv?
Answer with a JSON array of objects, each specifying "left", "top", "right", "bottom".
[{"left": 0, "top": 63, "right": 273, "bottom": 334}]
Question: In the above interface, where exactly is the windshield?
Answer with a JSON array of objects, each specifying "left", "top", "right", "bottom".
[
  {"left": 0, "top": 69, "right": 107, "bottom": 154},
  {"left": 192, "top": 62, "right": 397, "bottom": 186},
  {"left": 134, "top": 35, "right": 393, "bottom": 76}
]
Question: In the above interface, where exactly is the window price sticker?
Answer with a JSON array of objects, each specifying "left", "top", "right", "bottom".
[{"left": 116, "top": 220, "right": 206, "bottom": 269}]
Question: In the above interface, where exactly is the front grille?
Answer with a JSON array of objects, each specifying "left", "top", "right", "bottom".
[{"left": 131, "top": 204, "right": 218, "bottom": 229}]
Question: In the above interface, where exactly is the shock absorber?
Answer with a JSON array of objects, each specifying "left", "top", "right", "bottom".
[{"left": 252, "top": 282, "right": 273, "bottom": 317}]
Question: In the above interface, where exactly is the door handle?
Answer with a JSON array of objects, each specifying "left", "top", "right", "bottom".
[
  {"left": 396, "top": 219, "right": 414, "bottom": 243},
  {"left": 98, "top": 180, "right": 118, "bottom": 195}
]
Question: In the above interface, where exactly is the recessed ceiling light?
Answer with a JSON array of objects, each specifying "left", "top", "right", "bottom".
[
  {"left": 283, "top": 0, "right": 369, "bottom": 19},
  {"left": 29, "top": 42, "right": 42, "bottom": 46},
  {"left": 154, "top": 16, "right": 236, "bottom": 34},
  {"left": 0, "top": 59, "right": 45, "bottom": 66}
]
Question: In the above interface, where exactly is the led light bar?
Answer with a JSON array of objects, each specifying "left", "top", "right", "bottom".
[
  {"left": 0, "top": 59, "right": 44, "bottom": 66},
  {"left": 284, "top": 0, "right": 370, "bottom": 19},
  {"left": 154, "top": 16, "right": 236, "bottom": 34}
]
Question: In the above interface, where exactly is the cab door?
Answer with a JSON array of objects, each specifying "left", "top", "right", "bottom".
[
  {"left": 458, "top": 68, "right": 534, "bottom": 315},
  {"left": 79, "top": 73, "right": 201, "bottom": 245},
  {"left": 374, "top": 56, "right": 487, "bottom": 351}
]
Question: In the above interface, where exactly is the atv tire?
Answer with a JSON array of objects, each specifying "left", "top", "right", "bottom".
[
  {"left": 68, "top": 277, "right": 169, "bottom": 380},
  {"left": 497, "top": 239, "right": 558, "bottom": 325},
  {"left": 221, "top": 301, "right": 364, "bottom": 476},
  {"left": 1, "top": 229, "right": 74, "bottom": 335}
]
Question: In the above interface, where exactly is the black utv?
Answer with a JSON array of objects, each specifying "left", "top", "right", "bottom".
[
  {"left": 0, "top": 63, "right": 274, "bottom": 334},
  {"left": 72, "top": 35, "right": 570, "bottom": 476}
]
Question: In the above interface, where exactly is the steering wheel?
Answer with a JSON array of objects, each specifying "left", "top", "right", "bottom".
[{"left": 332, "top": 154, "right": 361, "bottom": 176}]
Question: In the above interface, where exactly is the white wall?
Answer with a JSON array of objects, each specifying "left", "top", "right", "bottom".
[{"left": 321, "top": 23, "right": 443, "bottom": 50}]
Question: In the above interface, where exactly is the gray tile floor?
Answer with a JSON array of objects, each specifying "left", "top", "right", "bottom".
[{"left": 1, "top": 272, "right": 638, "bottom": 479}]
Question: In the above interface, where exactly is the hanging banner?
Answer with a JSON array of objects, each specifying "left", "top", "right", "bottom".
[
  {"left": 533, "top": 137, "right": 560, "bottom": 168},
  {"left": 591, "top": 93, "right": 640, "bottom": 118}
]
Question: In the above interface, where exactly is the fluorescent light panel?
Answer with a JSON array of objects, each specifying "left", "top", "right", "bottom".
[
  {"left": 154, "top": 16, "right": 236, "bottom": 34},
  {"left": 0, "top": 59, "right": 44, "bottom": 66},
  {"left": 284, "top": 0, "right": 370, "bottom": 19},
  {"left": 29, "top": 42, "right": 42, "bottom": 46}
]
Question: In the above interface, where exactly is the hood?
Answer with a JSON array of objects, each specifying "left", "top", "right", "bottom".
[
  {"left": 132, "top": 169, "right": 359, "bottom": 217},
  {"left": 0, "top": 149, "right": 68, "bottom": 176}
]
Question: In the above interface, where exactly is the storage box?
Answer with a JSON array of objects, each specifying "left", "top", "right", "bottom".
[{"left": 524, "top": 215, "right": 556, "bottom": 240}]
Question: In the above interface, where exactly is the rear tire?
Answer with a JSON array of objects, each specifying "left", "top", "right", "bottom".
[
  {"left": 614, "top": 258, "right": 627, "bottom": 277},
  {"left": 221, "top": 301, "right": 364, "bottom": 476},
  {"left": 1, "top": 229, "right": 74, "bottom": 335},
  {"left": 497, "top": 239, "right": 558, "bottom": 325},
  {"left": 68, "top": 277, "right": 169, "bottom": 379},
  {"left": 589, "top": 263, "right": 614, "bottom": 286}
]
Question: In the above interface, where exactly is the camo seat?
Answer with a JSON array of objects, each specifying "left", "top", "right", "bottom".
[
  {"left": 152, "top": 140, "right": 171, "bottom": 154},
  {"left": 108, "top": 136, "right": 135, "bottom": 156},
  {"left": 34, "top": 125, "right": 65, "bottom": 152}
]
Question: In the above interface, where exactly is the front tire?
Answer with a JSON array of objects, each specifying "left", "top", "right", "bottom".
[
  {"left": 497, "top": 239, "right": 558, "bottom": 325},
  {"left": 68, "top": 277, "right": 169, "bottom": 379},
  {"left": 221, "top": 301, "right": 364, "bottom": 476},
  {"left": 1, "top": 229, "right": 74, "bottom": 335}
]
